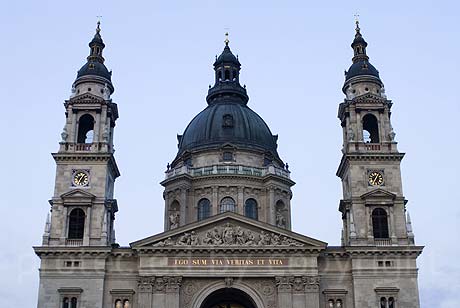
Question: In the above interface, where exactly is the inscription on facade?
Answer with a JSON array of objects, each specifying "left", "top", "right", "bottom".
[{"left": 168, "top": 257, "right": 288, "bottom": 267}]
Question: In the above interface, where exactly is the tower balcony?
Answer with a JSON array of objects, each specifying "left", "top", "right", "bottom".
[
  {"left": 346, "top": 142, "right": 398, "bottom": 153},
  {"left": 59, "top": 142, "right": 112, "bottom": 153},
  {"left": 165, "top": 164, "right": 291, "bottom": 180}
]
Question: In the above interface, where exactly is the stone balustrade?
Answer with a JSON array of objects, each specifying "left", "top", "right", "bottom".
[{"left": 165, "top": 164, "right": 290, "bottom": 180}]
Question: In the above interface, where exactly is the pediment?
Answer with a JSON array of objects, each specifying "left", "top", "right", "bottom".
[
  {"left": 353, "top": 93, "right": 386, "bottom": 103},
  {"left": 360, "top": 188, "right": 396, "bottom": 201},
  {"left": 67, "top": 93, "right": 104, "bottom": 104},
  {"left": 61, "top": 189, "right": 96, "bottom": 204},
  {"left": 131, "top": 212, "right": 327, "bottom": 251}
]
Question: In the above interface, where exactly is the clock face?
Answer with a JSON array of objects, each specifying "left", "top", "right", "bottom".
[
  {"left": 368, "top": 171, "right": 384, "bottom": 186},
  {"left": 73, "top": 171, "right": 89, "bottom": 187}
]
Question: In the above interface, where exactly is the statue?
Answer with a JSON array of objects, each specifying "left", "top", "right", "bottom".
[
  {"left": 388, "top": 125, "right": 396, "bottom": 141},
  {"left": 190, "top": 231, "right": 200, "bottom": 246},
  {"left": 235, "top": 226, "right": 246, "bottom": 245},
  {"left": 212, "top": 227, "right": 223, "bottom": 245},
  {"left": 115, "top": 300, "right": 123, "bottom": 308},
  {"left": 347, "top": 128, "right": 355, "bottom": 142},
  {"left": 70, "top": 85, "right": 77, "bottom": 98},
  {"left": 276, "top": 210, "right": 286, "bottom": 228},
  {"left": 223, "top": 223, "right": 235, "bottom": 245},
  {"left": 346, "top": 84, "right": 355, "bottom": 99},
  {"left": 285, "top": 163, "right": 289, "bottom": 171},
  {"left": 203, "top": 230, "right": 213, "bottom": 245},
  {"left": 258, "top": 231, "right": 271, "bottom": 245},
  {"left": 169, "top": 212, "right": 179, "bottom": 229},
  {"left": 177, "top": 233, "right": 190, "bottom": 246},
  {"left": 380, "top": 86, "right": 387, "bottom": 99},
  {"left": 60, "top": 127, "right": 68, "bottom": 142},
  {"left": 103, "top": 83, "right": 110, "bottom": 100},
  {"left": 245, "top": 230, "right": 255, "bottom": 245}
]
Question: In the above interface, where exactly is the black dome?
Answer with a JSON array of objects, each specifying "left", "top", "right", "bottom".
[
  {"left": 345, "top": 60, "right": 380, "bottom": 81},
  {"left": 76, "top": 61, "right": 112, "bottom": 81},
  {"left": 177, "top": 100, "right": 278, "bottom": 158}
]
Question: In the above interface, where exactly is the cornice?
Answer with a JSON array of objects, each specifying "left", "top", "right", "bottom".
[
  {"left": 33, "top": 246, "right": 112, "bottom": 257},
  {"left": 161, "top": 173, "right": 294, "bottom": 187}
]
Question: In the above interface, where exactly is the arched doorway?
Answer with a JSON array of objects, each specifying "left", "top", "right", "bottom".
[{"left": 200, "top": 288, "right": 257, "bottom": 308}]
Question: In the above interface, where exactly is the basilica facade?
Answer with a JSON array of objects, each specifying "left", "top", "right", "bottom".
[{"left": 34, "top": 22, "right": 423, "bottom": 308}]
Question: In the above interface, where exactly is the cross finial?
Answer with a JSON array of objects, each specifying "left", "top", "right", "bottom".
[
  {"left": 224, "top": 32, "right": 230, "bottom": 46},
  {"left": 96, "top": 16, "right": 102, "bottom": 33},
  {"left": 354, "top": 13, "right": 360, "bottom": 33}
]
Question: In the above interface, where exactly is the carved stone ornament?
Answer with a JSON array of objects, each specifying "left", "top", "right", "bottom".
[
  {"left": 275, "top": 276, "right": 320, "bottom": 292},
  {"left": 152, "top": 223, "right": 304, "bottom": 247},
  {"left": 137, "top": 276, "right": 182, "bottom": 294}
]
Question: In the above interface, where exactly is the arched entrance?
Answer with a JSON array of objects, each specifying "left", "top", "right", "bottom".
[{"left": 200, "top": 288, "right": 257, "bottom": 308}]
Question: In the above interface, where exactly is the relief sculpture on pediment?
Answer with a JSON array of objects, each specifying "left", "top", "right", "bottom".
[{"left": 152, "top": 223, "right": 304, "bottom": 247}]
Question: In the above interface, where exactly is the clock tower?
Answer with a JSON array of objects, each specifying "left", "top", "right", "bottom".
[
  {"left": 337, "top": 21, "right": 415, "bottom": 247},
  {"left": 42, "top": 22, "right": 120, "bottom": 248}
]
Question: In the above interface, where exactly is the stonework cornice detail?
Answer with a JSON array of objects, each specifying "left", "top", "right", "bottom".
[{"left": 275, "top": 276, "right": 320, "bottom": 293}]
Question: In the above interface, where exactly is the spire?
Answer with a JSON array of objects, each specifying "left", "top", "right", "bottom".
[
  {"left": 87, "top": 21, "right": 106, "bottom": 64},
  {"left": 206, "top": 34, "right": 248, "bottom": 104},
  {"left": 75, "top": 21, "right": 114, "bottom": 93},
  {"left": 351, "top": 19, "right": 369, "bottom": 63}
]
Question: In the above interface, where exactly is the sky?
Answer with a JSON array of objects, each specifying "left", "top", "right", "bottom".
[{"left": 0, "top": 0, "right": 458, "bottom": 307}]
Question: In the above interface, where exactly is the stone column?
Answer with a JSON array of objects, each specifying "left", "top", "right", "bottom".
[
  {"left": 94, "top": 110, "right": 101, "bottom": 143},
  {"left": 292, "top": 277, "right": 306, "bottom": 308},
  {"left": 276, "top": 276, "right": 293, "bottom": 308},
  {"left": 237, "top": 186, "right": 244, "bottom": 215},
  {"left": 165, "top": 277, "right": 182, "bottom": 308},
  {"left": 304, "top": 276, "right": 320, "bottom": 308},
  {"left": 269, "top": 187, "right": 275, "bottom": 225},
  {"left": 137, "top": 277, "right": 153, "bottom": 308}
]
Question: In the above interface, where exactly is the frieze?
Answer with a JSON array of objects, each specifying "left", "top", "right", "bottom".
[{"left": 152, "top": 223, "right": 304, "bottom": 247}]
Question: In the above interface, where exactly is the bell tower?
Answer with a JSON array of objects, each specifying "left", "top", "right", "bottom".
[
  {"left": 42, "top": 22, "right": 120, "bottom": 247},
  {"left": 337, "top": 21, "right": 415, "bottom": 247}
]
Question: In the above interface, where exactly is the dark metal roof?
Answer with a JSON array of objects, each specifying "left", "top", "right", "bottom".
[
  {"left": 76, "top": 61, "right": 112, "bottom": 81},
  {"left": 177, "top": 99, "right": 279, "bottom": 157},
  {"left": 345, "top": 60, "right": 380, "bottom": 81}
]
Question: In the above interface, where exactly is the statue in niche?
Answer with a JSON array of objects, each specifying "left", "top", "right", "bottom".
[
  {"left": 276, "top": 210, "right": 286, "bottom": 228},
  {"left": 115, "top": 300, "right": 123, "bottom": 308},
  {"left": 123, "top": 300, "right": 130, "bottom": 308},
  {"left": 169, "top": 212, "right": 180, "bottom": 229},
  {"left": 223, "top": 223, "right": 235, "bottom": 245},
  {"left": 70, "top": 85, "right": 77, "bottom": 98},
  {"left": 388, "top": 125, "right": 396, "bottom": 141}
]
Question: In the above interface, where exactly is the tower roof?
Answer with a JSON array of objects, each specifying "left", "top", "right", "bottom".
[
  {"left": 173, "top": 36, "right": 281, "bottom": 165},
  {"left": 344, "top": 21, "right": 382, "bottom": 86},
  {"left": 75, "top": 22, "right": 113, "bottom": 92}
]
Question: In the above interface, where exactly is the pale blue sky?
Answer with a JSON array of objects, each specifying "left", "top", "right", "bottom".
[{"left": 0, "top": 0, "right": 458, "bottom": 307}]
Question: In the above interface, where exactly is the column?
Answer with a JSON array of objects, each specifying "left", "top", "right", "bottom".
[
  {"left": 93, "top": 110, "right": 101, "bottom": 143},
  {"left": 165, "top": 277, "right": 182, "bottom": 308},
  {"left": 269, "top": 187, "right": 275, "bottom": 225},
  {"left": 276, "top": 276, "right": 293, "bottom": 308},
  {"left": 304, "top": 276, "right": 320, "bottom": 308},
  {"left": 212, "top": 186, "right": 218, "bottom": 215},
  {"left": 237, "top": 186, "right": 244, "bottom": 216},
  {"left": 137, "top": 277, "right": 153, "bottom": 308}
]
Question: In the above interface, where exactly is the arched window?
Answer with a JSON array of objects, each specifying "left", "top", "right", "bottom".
[
  {"left": 217, "top": 70, "right": 222, "bottom": 80},
  {"left": 380, "top": 297, "right": 387, "bottom": 308},
  {"left": 63, "top": 297, "right": 69, "bottom": 308},
  {"left": 197, "top": 198, "right": 211, "bottom": 221},
  {"left": 362, "top": 114, "right": 379, "bottom": 143},
  {"left": 68, "top": 208, "right": 85, "bottom": 239},
  {"left": 220, "top": 197, "right": 236, "bottom": 213},
  {"left": 77, "top": 114, "right": 95, "bottom": 143},
  {"left": 244, "top": 198, "right": 258, "bottom": 219},
  {"left": 388, "top": 297, "right": 395, "bottom": 308},
  {"left": 70, "top": 297, "right": 77, "bottom": 308},
  {"left": 224, "top": 70, "right": 230, "bottom": 80},
  {"left": 372, "top": 208, "right": 389, "bottom": 239}
]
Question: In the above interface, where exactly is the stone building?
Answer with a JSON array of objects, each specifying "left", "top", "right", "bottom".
[{"left": 34, "top": 21, "right": 423, "bottom": 308}]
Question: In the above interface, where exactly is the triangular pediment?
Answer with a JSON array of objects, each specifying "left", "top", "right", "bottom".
[
  {"left": 360, "top": 188, "right": 396, "bottom": 200},
  {"left": 61, "top": 189, "right": 96, "bottom": 200},
  {"left": 353, "top": 93, "right": 386, "bottom": 103},
  {"left": 131, "top": 212, "right": 327, "bottom": 251},
  {"left": 68, "top": 93, "right": 105, "bottom": 104}
]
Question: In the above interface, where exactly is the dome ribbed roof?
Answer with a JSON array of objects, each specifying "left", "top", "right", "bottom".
[
  {"left": 177, "top": 100, "right": 278, "bottom": 157},
  {"left": 345, "top": 60, "right": 380, "bottom": 81}
]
